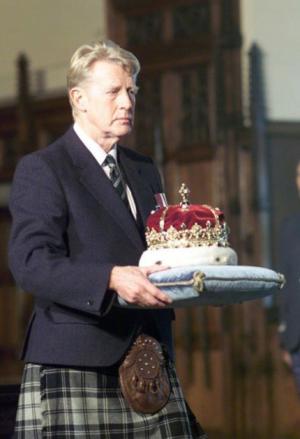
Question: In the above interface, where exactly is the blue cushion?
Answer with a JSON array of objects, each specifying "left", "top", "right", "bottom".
[{"left": 116, "top": 265, "right": 285, "bottom": 308}]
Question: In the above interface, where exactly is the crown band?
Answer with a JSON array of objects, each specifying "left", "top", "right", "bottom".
[{"left": 146, "top": 222, "right": 229, "bottom": 250}]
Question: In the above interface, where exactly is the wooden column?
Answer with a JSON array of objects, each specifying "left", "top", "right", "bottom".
[{"left": 17, "top": 53, "right": 36, "bottom": 157}]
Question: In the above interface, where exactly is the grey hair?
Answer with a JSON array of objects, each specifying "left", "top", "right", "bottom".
[{"left": 67, "top": 40, "right": 140, "bottom": 117}]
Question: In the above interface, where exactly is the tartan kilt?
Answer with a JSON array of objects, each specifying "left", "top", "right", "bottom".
[{"left": 14, "top": 362, "right": 207, "bottom": 438}]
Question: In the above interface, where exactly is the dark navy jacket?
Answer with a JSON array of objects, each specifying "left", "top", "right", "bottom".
[{"left": 9, "top": 127, "right": 173, "bottom": 367}]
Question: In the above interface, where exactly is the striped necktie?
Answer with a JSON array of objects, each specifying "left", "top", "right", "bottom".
[{"left": 103, "top": 154, "right": 128, "bottom": 205}]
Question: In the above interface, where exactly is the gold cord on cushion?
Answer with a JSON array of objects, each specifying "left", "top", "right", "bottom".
[{"left": 152, "top": 271, "right": 206, "bottom": 294}]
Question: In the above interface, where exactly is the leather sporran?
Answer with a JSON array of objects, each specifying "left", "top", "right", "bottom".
[{"left": 119, "top": 334, "right": 170, "bottom": 414}]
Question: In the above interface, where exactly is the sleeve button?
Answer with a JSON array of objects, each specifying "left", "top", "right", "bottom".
[{"left": 86, "top": 300, "right": 94, "bottom": 306}]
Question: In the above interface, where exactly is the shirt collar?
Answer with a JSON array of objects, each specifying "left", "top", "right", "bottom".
[{"left": 73, "top": 122, "right": 117, "bottom": 166}]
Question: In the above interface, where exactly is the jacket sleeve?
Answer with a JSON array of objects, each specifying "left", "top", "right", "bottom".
[{"left": 8, "top": 153, "right": 115, "bottom": 316}]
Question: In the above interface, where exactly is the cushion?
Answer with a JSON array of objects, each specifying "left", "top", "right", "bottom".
[{"left": 116, "top": 265, "right": 285, "bottom": 308}]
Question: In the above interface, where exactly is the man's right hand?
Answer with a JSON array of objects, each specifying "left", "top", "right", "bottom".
[{"left": 109, "top": 264, "right": 172, "bottom": 307}]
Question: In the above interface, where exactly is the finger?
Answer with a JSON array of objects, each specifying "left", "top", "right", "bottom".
[
  {"left": 127, "top": 277, "right": 172, "bottom": 305},
  {"left": 141, "top": 292, "right": 170, "bottom": 308},
  {"left": 144, "top": 282, "right": 172, "bottom": 304},
  {"left": 141, "top": 264, "right": 170, "bottom": 276}
]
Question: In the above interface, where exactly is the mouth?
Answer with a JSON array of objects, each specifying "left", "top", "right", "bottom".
[
  {"left": 115, "top": 117, "right": 132, "bottom": 125},
  {"left": 117, "top": 117, "right": 132, "bottom": 126}
]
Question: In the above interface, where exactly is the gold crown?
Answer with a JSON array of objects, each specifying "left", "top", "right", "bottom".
[{"left": 145, "top": 184, "right": 230, "bottom": 250}]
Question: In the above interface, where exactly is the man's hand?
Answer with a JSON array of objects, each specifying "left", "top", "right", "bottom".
[{"left": 109, "top": 264, "right": 172, "bottom": 307}]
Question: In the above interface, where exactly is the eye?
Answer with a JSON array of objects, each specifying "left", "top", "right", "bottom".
[
  {"left": 107, "top": 88, "right": 119, "bottom": 95},
  {"left": 129, "top": 86, "right": 139, "bottom": 97}
]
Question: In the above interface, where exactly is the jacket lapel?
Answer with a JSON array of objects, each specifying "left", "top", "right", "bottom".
[
  {"left": 63, "top": 128, "right": 145, "bottom": 252},
  {"left": 118, "top": 147, "right": 157, "bottom": 227}
]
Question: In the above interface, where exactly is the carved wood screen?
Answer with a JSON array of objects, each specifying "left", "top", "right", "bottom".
[{"left": 108, "top": 0, "right": 216, "bottom": 163}]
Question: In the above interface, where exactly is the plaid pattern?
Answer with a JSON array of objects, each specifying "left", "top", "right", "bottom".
[{"left": 15, "top": 362, "right": 207, "bottom": 438}]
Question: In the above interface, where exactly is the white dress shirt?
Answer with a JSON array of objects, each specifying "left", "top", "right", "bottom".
[{"left": 73, "top": 123, "right": 137, "bottom": 219}]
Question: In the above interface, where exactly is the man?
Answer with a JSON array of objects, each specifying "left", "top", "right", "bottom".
[
  {"left": 9, "top": 40, "right": 206, "bottom": 437},
  {"left": 279, "top": 160, "right": 300, "bottom": 396}
]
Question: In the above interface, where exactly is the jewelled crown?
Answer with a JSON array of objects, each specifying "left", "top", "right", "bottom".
[{"left": 146, "top": 184, "right": 230, "bottom": 250}]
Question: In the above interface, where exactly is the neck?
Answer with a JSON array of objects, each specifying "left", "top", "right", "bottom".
[{"left": 75, "top": 119, "right": 119, "bottom": 153}]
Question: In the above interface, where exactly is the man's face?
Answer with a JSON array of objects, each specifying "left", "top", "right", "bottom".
[{"left": 76, "top": 60, "right": 137, "bottom": 145}]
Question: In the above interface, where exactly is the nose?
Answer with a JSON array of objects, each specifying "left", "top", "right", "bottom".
[{"left": 118, "top": 90, "right": 134, "bottom": 110}]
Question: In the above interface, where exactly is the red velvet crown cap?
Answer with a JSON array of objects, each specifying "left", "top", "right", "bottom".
[
  {"left": 147, "top": 205, "right": 225, "bottom": 232},
  {"left": 145, "top": 184, "right": 229, "bottom": 249}
]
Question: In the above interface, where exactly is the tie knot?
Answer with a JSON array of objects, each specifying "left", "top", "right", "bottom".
[{"left": 103, "top": 154, "right": 117, "bottom": 168}]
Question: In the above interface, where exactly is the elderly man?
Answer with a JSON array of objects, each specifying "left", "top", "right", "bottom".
[{"left": 9, "top": 40, "right": 206, "bottom": 438}]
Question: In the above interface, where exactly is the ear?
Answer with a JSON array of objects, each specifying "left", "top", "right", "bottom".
[{"left": 69, "top": 87, "right": 88, "bottom": 113}]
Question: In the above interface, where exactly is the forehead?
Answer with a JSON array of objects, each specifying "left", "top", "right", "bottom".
[{"left": 88, "top": 60, "right": 135, "bottom": 86}]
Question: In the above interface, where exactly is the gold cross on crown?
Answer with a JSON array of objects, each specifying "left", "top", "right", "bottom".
[{"left": 179, "top": 183, "right": 190, "bottom": 209}]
